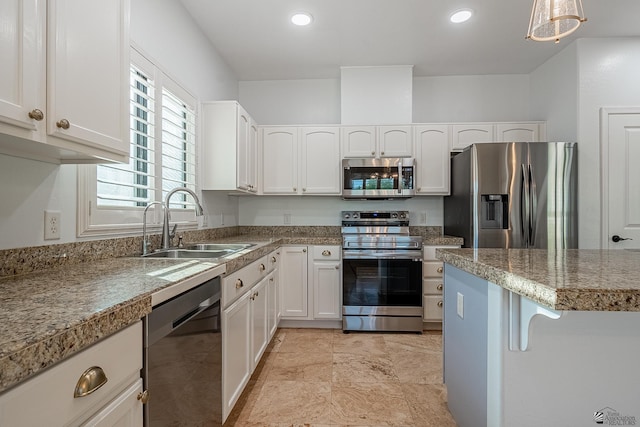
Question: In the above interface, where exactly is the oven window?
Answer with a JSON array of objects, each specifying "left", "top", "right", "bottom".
[
  {"left": 342, "top": 259, "right": 422, "bottom": 307},
  {"left": 344, "top": 167, "right": 399, "bottom": 190}
]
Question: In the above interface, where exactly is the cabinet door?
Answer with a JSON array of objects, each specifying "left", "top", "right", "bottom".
[
  {"left": 496, "top": 123, "right": 541, "bottom": 142},
  {"left": 251, "top": 277, "right": 269, "bottom": 371},
  {"left": 378, "top": 126, "right": 413, "bottom": 157},
  {"left": 312, "top": 261, "right": 342, "bottom": 319},
  {"left": 414, "top": 125, "right": 450, "bottom": 195},
  {"left": 300, "top": 127, "right": 341, "bottom": 194},
  {"left": 280, "top": 246, "right": 308, "bottom": 318},
  {"left": 248, "top": 119, "right": 258, "bottom": 192},
  {"left": 81, "top": 379, "right": 143, "bottom": 427},
  {"left": 341, "top": 126, "right": 376, "bottom": 158},
  {"left": 0, "top": 0, "right": 45, "bottom": 136},
  {"left": 47, "top": 0, "right": 129, "bottom": 156},
  {"left": 267, "top": 269, "right": 279, "bottom": 339},
  {"left": 262, "top": 127, "right": 298, "bottom": 194},
  {"left": 451, "top": 124, "right": 495, "bottom": 151},
  {"left": 222, "top": 292, "right": 251, "bottom": 421},
  {"left": 237, "top": 105, "right": 252, "bottom": 191}
]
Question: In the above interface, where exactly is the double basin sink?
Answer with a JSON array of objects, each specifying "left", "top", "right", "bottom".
[{"left": 142, "top": 243, "right": 256, "bottom": 260}]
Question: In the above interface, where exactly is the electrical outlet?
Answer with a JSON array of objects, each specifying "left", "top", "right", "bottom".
[
  {"left": 283, "top": 213, "right": 291, "bottom": 225},
  {"left": 44, "top": 210, "right": 61, "bottom": 240}
]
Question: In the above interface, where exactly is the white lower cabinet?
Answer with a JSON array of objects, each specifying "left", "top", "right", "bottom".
[
  {"left": 423, "top": 246, "right": 459, "bottom": 323},
  {"left": 280, "top": 246, "right": 309, "bottom": 318},
  {"left": 312, "top": 246, "right": 342, "bottom": 320},
  {"left": 267, "top": 250, "right": 281, "bottom": 339},
  {"left": 0, "top": 322, "right": 143, "bottom": 427},
  {"left": 221, "top": 254, "right": 278, "bottom": 423},
  {"left": 280, "top": 245, "right": 342, "bottom": 322}
]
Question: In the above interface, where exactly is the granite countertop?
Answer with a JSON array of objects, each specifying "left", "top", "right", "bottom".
[
  {"left": 436, "top": 248, "right": 640, "bottom": 312},
  {"left": 0, "top": 232, "right": 461, "bottom": 394}
]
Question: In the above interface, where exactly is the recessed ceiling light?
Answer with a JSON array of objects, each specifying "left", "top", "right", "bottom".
[
  {"left": 291, "top": 12, "right": 313, "bottom": 26},
  {"left": 450, "top": 9, "right": 473, "bottom": 24}
]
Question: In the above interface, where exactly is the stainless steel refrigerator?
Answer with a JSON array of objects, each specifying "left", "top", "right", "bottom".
[{"left": 444, "top": 142, "right": 578, "bottom": 248}]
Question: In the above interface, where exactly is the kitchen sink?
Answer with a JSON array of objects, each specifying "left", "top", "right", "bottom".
[
  {"left": 182, "top": 243, "right": 256, "bottom": 251},
  {"left": 142, "top": 243, "right": 257, "bottom": 259}
]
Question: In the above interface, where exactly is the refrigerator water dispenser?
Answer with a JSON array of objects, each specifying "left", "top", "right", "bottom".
[{"left": 481, "top": 194, "right": 508, "bottom": 229}]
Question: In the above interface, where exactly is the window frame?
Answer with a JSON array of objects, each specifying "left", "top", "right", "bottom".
[{"left": 77, "top": 46, "right": 201, "bottom": 238}]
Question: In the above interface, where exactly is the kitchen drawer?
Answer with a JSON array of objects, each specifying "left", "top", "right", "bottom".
[
  {"left": 423, "top": 261, "right": 444, "bottom": 278},
  {"left": 312, "top": 245, "right": 341, "bottom": 261},
  {"left": 423, "top": 278, "right": 444, "bottom": 295},
  {"left": 423, "top": 295, "right": 444, "bottom": 322},
  {"left": 222, "top": 255, "right": 268, "bottom": 308},
  {"left": 0, "top": 322, "right": 142, "bottom": 426},
  {"left": 268, "top": 249, "right": 280, "bottom": 271}
]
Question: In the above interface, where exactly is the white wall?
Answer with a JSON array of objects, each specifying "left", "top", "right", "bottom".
[
  {"left": 575, "top": 38, "right": 640, "bottom": 248},
  {"left": 530, "top": 43, "right": 579, "bottom": 143},
  {"left": 0, "top": 0, "right": 239, "bottom": 250},
  {"left": 239, "top": 79, "right": 340, "bottom": 124},
  {"left": 238, "top": 196, "right": 443, "bottom": 226},
  {"left": 413, "top": 75, "right": 532, "bottom": 122}
]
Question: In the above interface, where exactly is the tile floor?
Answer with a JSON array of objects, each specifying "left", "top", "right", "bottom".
[{"left": 224, "top": 328, "right": 457, "bottom": 427}]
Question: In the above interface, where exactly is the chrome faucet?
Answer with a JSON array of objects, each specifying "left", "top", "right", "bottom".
[
  {"left": 161, "top": 187, "right": 205, "bottom": 249},
  {"left": 142, "top": 201, "right": 164, "bottom": 255}
]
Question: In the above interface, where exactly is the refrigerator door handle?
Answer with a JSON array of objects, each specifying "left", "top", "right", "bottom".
[
  {"left": 528, "top": 164, "right": 537, "bottom": 247},
  {"left": 521, "top": 164, "right": 530, "bottom": 247}
]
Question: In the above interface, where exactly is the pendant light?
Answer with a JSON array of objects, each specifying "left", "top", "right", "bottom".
[{"left": 526, "top": 0, "right": 587, "bottom": 43}]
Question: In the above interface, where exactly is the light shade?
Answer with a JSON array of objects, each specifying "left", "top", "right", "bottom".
[
  {"left": 526, "top": 0, "right": 587, "bottom": 43},
  {"left": 450, "top": 9, "right": 473, "bottom": 24}
]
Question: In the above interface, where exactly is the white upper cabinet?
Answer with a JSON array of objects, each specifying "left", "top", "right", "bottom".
[
  {"left": 377, "top": 125, "right": 413, "bottom": 157},
  {"left": 201, "top": 101, "right": 258, "bottom": 193},
  {"left": 414, "top": 124, "right": 450, "bottom": 195},
  {"left": 0, "top": 0, "right": 130, "bottom": 164},
  {"left": 342, "top": 126, "right": 412, "bottom": 158},
  {"left": 496, "top": 122, "right": 546, "bottom": 142},
  {"left": 300, "top": 127, "right": 341, "bottom": 195},
  {"left": 261, "top": 127, "right": 298, "bottom": 194},
  {"left": 451, "top": 123, "right": 495, "bottom": 151},
  {"left": 261, "top": 126, "right": 341, "bottom": 195}
]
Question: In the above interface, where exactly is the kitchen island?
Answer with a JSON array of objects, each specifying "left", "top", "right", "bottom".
[{"left": 436, "top": 248, "right": 640, "bottom": 427}]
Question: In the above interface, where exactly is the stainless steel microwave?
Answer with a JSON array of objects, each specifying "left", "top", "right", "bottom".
[{"left": 342, "top": 158, "right": 415, "bottom": 199}]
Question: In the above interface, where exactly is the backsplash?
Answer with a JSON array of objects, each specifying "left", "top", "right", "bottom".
[{"left": 0, "top": 225, "right": 443, "bottom": 277}]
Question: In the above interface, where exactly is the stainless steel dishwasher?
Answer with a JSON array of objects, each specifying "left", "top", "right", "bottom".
[{"left": 144, "top": 277, "right": 222, "bottom": 426}]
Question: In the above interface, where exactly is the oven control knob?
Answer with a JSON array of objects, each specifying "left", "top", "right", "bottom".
[
  {"left": 352, "top": 213, "right": 359, "bottom": 219},
  {"left": 391, "top": 212, "right": 398, "bottom": 218},
  {"left": 344, "top": 213, "right": 351, "bottom": 219},
  {"left": 399, "top": 212, "right": 407, "bottom": 219}
]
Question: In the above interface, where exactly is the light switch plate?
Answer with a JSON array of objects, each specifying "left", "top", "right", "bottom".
[
  {"left": 44, "top": 210, "right": 61, "bottom": 240},
  {"left": 457, "top": 292, "right": 464, "bottom": 319}
]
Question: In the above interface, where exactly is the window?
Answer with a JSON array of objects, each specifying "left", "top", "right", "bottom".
[{"left": 77, "top": 48, "right": 199, "bottom": 237}]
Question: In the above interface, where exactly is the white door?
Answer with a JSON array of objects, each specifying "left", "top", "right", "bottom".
[
  {"left": 312, "top": 261, "right": 341, "bottom": 319},
  {"left": 414, "top": 125, "right": 450, "bottom": 195},
  {"left": 300, "top": 127, "right": 341, "bottom": 194},
  {"left": 250, "top": 277, "right": 269, "bottom": 370},
  {"left": 262, "top": 127, "right": 298, "bottom": 194},
  {"left": 280, "top": 246, "right": 308, "bottom": 318},
  {"left": 377, "top": 126, "right": 413, "bottom": 157},
  {"left": 495, "top": 123, "right": 541, "bottom": 142},
  {"left": 604, "top": 109, "right": 640, "bottom": 248}
]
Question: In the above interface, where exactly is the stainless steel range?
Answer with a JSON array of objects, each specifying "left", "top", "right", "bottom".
[{"left": 341, "top": 210, "right": 423, "bottom": 332}]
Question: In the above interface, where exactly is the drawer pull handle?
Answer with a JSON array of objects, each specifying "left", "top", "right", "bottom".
[
  {"left": 74, "top": 366, "right": 108, "bottom": 398},
  {"left": 437, "top": 267, "right": 443, "bottom": 274},
  {"left": 28, "top": 109, "right": 44, "bottom": 121},
  {"left": 137, "top": 390, "right": 150, "bottom": 404},
  {"left": 56, "top": 118, "right": 70, "bottom": 130},
  {"left": 236, "top": 279, "right": 244, "bottom": 289},
  {"left": 259, "top": 263, "right": 266, "bottom": 272},
  {"left": 322, "top": 250, "right": 331, "bottom": 256},
  {"left": 437, "top": 300, "right": 443, "bottom": 308},
  {"left": 437, "top": 284, "right": 443, "bottom": 291},
  {"left": 303, "top": 248, "right": 307, "bottom": 253},
  {"left": 335, "top": 265, "right": 340, "bottom": 269},
  {"left": 271, "top": 256, "right": 277, "bottom": 263}
]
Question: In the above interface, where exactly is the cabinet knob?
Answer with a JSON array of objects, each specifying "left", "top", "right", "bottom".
[
  {"left": 259, "top": 263, "right": 266, "bottom": 272},
  {"left": 56, "top": 118, "right": 70, "bottom": 130},
  {"left": 417, "top": 187, "right": 421, "bottom": 191},
  {"left": 302, "top": 248, "right": 307, "bottom": 253},
  {"left": 137, "top": 390, "right": 149, "bottom": 404},
  {"left": 381, "top": 151, "right": 385, "bottom": 155},
  {"left": 335, "top": 265, "right": 340, "bottom": 270},
  {"left": 293, "top": 187, "right": 297, "bottom": 191},
  {"left": 437, "top": 300, "right": 443, "bottom": 308},
  {"left": 302, "top": 188, "right": 306, "bottom": 192},
  {"left": 437, "top": 266, "right": 443, "bottom": 274},
  {"left": 322, "top": 250, "right": 331, "bottom": 256},
  {"left": 236, "top": 279, "right": 244, "bottom": 289},
  {"left": 371, "top": 151, "right": 375, "bottom": 156},
  {"left": 28, "top": 109, "right": 44, "bottom": 121},
  {"left": 74, "top": 366, "right": 108, "bottom": 398},
  {"left": 437, "top": 283, "right": 443, "bottom": 291},
  {"left": 271, "top": 256, "right": 277, "bottom": 263}
]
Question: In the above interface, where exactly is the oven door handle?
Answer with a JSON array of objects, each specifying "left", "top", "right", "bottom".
[{"left": 342, "top": 250, "right": 423, "bottom": 261}]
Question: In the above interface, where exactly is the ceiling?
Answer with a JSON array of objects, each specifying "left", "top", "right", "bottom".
[{"left": 179, "top": 0, "right": 640, "bottom": 81}]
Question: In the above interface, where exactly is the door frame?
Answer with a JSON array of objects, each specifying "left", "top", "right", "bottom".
[{"left": 599, "top": 107, "right": 640, "bottom": 248}]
